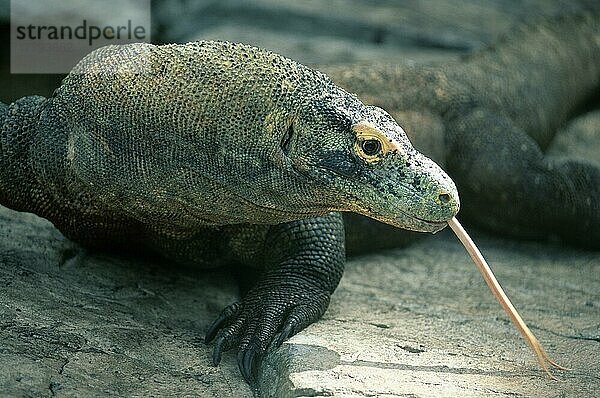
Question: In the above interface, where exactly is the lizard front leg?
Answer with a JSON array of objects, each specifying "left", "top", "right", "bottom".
[{"left": 205, "top": 212, "right": 345, "bottom": 383}]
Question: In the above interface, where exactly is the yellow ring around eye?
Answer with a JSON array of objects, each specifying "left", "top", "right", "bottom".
[{"left": 352, "top": 121, "right": 397, "bottom": 163}]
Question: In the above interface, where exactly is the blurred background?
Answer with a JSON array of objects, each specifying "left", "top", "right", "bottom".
[{"left": 0, "top": 0, "right": 581, "bottom": 103}]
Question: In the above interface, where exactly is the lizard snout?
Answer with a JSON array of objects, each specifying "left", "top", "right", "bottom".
[
  {"left": 433, "top": 189, "right": 460, "bottom": 223},
  {"left": 392, "top": 153, "right": 460, "bottom": 232},
  {"left": 435, "top": 189, "right": 460, "bottom": 218}
]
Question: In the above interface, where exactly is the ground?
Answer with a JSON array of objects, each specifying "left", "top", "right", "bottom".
[
  {"left": 260, "top": 232, "right": 600, "bottom": 397},
  {"left": 1, "top": 205, "right": 598, "bottom": 397}
]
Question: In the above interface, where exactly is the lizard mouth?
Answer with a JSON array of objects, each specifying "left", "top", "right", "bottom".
[
  {"left": 344, "top": 196, "right": 449, "bottom": 233},
  {"left": 416, "top": 220, "right": 448, "bottom": 232},
  {"left": 389, "top": 212, "right": 449, "bottom": 233},
  {"left": 412, "top": 215, "right": 448, "bottom": 227},
  {"left": 308, "top": 163, "right": 452, "bottom": 232}
]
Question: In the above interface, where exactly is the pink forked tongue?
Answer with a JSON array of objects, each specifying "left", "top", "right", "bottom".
[{"left": 447, "top": 217, "right": 568, "bottom": 379}]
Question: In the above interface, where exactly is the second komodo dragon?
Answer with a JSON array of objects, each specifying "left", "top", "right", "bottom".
[{"left": 1, "top": 9, "right": 599, "bottom": 383}]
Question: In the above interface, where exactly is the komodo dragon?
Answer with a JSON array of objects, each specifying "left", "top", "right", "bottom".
[{"left": 0, "top": 8, "right": 598, "bottom": 384}]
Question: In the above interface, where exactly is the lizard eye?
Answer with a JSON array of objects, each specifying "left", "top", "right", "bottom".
[
  {"left": 360, "top": 139, "right": 382, "bottom": 156},
  {"left": 352, "top": 121, "right": 396, "bottom": 163}
]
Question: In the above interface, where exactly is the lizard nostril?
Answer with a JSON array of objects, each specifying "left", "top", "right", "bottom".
[{"left": 438, "top": 193, "right": 451, "bottom": 204}]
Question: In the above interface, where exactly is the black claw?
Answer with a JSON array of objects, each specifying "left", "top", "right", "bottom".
[
  {"left": 205, "top": 303, "right": 240, "bottom": 344},
  {"left": 274, "top": 321, "right": 295, "bottom": 349},
  {"left": 205, "top": 314, "right": 229, "bottom": 344},
  {"left": 238, "top": 342, "right": 261, "bottom": 384},
  {"left": 212, "top": 337, "right": 224, "bottom": 366}
]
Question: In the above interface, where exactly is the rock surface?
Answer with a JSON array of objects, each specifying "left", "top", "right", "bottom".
[
  {"left": 0, "top": 207, "right": 253, "bottom": 397},
  {"left": 2, "top": 205, "right": 598, "bottom": 397},
  {"left": 260, "top": 232, "right": 600, "bottom": 397}
]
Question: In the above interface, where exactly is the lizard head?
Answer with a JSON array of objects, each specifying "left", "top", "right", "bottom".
[{"left": 283, "top": 90, "right": 459, "bottom": 233}]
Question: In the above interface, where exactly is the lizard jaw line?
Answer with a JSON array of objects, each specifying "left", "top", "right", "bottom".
[{"left": 412, "top": 216, "right": 448, "bottom": 228}]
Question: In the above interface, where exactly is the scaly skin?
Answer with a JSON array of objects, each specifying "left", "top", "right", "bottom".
[{"left": 0, "top": 41, "right": 457, "bottom": 383}]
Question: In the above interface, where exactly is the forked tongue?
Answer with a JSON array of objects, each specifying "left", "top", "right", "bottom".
[{"left": 447, "top": 217, "right": 568, "bottom": 379}]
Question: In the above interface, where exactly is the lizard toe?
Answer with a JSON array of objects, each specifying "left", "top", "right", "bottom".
[
  {"left": 209, "top": 314, "right": 246, "bottom": 365},
  {"left": 211, "top": 330, "right": 237, "bottom": 366},
  {"left": 205, "top": 302, "right": 241, "bottom": 344},
  {"left": 206, "top": 284, "right": 332, "bottom": 382}
]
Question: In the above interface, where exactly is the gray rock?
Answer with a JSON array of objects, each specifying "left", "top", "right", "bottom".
[
  {"left": 260, "top": 231, "right": 600, "bottom": 397},
  {"left": 0, "top": 206, "right": 253, "bottom": 397},
  {"left": 154, "top": 0, "right": 576, "bottom": 66},
  {"left": 2, "top": 203, "right": 598, "bottom": 397}
]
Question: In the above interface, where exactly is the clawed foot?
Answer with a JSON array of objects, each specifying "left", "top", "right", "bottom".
[{"left": 205, "top": 284, "right": 330, "bottom": 383}]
